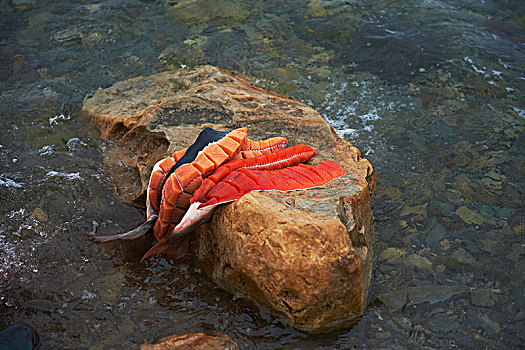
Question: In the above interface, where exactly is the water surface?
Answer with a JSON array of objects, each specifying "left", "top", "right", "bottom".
[{"left": 1, "top": 0, "right": 524, "bottom": 348}]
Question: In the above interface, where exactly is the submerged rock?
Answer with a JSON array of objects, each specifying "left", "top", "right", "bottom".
[
  {"left": 380, "top": 285, "right": 467, "bottom": 312},
  {"left": 471, "top": 288, "right": 497, "bottom": 307},
  {"left": 140, "top": 332, "right": 237, "bottom": 350},
  {"left": 404, "top": 254, "right": 432, "bottom": 271},
  {"left": 82, "top": 65, "right": 375, "bottom": 332},
  {"left": 379, "top": 247, "right": 406, "bottom": 262}
]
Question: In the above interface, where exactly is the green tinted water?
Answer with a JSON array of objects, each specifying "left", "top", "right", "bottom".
[{"left": 1, "top": 0, "right": 524, "bottom": 348}]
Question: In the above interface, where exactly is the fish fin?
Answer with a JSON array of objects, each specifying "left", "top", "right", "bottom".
[
  {"left": 92, "top": 216, "right": 157, "bottom": 242},
  {"left": 141, "top": 202, "right": 222, "bottom": 261},
  {"left": 141, "top": 234, "right": 190, "bottom": 261}
]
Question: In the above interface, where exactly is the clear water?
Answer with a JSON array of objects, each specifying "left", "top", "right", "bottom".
[{"left": 1, "top": 0, "right": 524, "bottom": 348}]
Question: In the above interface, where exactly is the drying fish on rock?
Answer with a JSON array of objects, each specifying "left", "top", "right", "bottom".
[
  {"left": 93, "top": 127, "right": 346, "bottom": 261},
  {"left": 92, "top": 127, "right": 286, "bottom": 242},
  {"left": 141, "top": 145, "right": 346, "bottom": 260}
]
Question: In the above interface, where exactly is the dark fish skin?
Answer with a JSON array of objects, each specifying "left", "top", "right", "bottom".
[
  {"left": 172, "top": 127, "right": 227, "bottom": 170},
  {"left": 91, "top": 216, "right": 157, "bottom": 242},
  {"left": 156, "top": 127, "right": 227, "bottom": 207}
]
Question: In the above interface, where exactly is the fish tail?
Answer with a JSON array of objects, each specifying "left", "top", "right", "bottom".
[
  {"left": 91, "top": 216, "right": 157, "bottom": 242},
  {"left": 141, "top": 232, "right": 190, "bottom": 261}
]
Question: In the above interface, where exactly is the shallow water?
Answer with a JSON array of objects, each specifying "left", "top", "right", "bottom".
[{"left": 1, "top": 0, "right": 524, "bottom": 348}]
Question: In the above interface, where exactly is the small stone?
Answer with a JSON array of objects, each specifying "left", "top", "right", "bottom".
[
  {"left": 92, "top": 270, "right": 125, "bottom": 306},
  {"left": 456, "top": 206, "right": 485, "bottom": 226},
  {"left": 509, "top": 243, "right": 524, "bottom": 261},
  {"left": 471, "top": 289, "right": 496, "bottom": 307},
  {"left": 52, "top": 28, "right": 84, "bottom": 44},
  {"left": 376, "top": 331, "right": 392, "bottom": 340},
  {"left": 435, "top": 264, "right": 446, "bottom": 274},
  {"left": 428, "top": 307, "right": 445, "bottom": 318},
  {"left": 430, "top": 201, "right": 455, "bottom": 217},
  {"left": 425, "top": 224, "right": 446, "bottom": 246},
  {"left": 43, "top": 87, "right": 55, "bottom": 97},
  {"left": 454, "top": 248, "right": 478, "bottom": 266},
  {"left": 401, "top": 204, "right": 427, "bottom": 217},
  {"left": 480, "top": 313, "right": 500, "bottom": 335},
  {"left": 140, "top": 332, "right": 238, "bottom": 350},
  {"left": 514, "top": 223, "right": 525, "bottom": 235},
  {"left": 380, "top": 247, "right": 406, "bottom": 262},
  {"left": 12, "top": 54, "right": 24, "bottom": 72},
  {"left": 396, "top": 316, "right": 412, "bottom": 331},
  {"left": 380, "top": 285, "right": 466, "bottom": 312},
  {"left": 476, "top": 238, "right": 506, "bottom": 256},
  {"left": 428, "top": 313, "right": 459, "bottom": 333},
  {"left": 440, "top": 239, "right": 451, "bottom": 250},
  {"left": 404, "top": 254, "right": 432, "bottom": 270},
  {"left": 375, "top": 186, "right": 401, "bottom": 201},
  {"left": 31, "top": 208, "right": 48, "bottom": 222},
  {"left": 446, "top": 248, "right": 480, "bottom": 269},
  {"left": 516, "top": 309, "right": 525, "bottom": 320}
]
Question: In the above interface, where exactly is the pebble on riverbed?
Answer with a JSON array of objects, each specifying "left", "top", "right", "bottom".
[
  {"left": 140, "top": 332, "right": 238, "bottom": 350},
  {"left": 30, "top": 207, "right": 48, "bottom": 222},
  {"left": 471, "top": 288, "right": 497, "bottom": 307}
]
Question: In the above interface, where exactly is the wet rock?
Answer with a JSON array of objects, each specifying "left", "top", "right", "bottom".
[
  {"left": 455, "top": 206, "right": 485, "bottom": 226},
  {"left": 445, "top": 248, "right": 481, "bottom": 270},
  {"left": 31, "top": 207, "right": 48, "bottom": 222},
  {"left": 425, "top": 222, "right": 446, "bottom": 246},
  {"left": 92, "top": 270, "right": 124, "bottom": 306},
  {"left": 380, "top": 285, "right": 466, "bottom": 312},
  {"left": 197, "top": 192, "right": 368, "bottom": 332},
  {"left": 427, "top": 313, "right": 459, "bottom": 334},
  {"left": 429, "top": 201, "right": 455, "bottom": 217},
  {"left": 140, "top": 332, "right": 237, "bottom": 350},
  {"left": 404, "top": 254, "right": 432, "bottom": 271},
  {"left": 471, "top": 288, "right": 497, "bottom": 307},
  {"left": 164, "top": 0, "right": 249, "bottom": 26},
  {"left": 478, "top": 313, "right": 500, "bottom": 337},
  {"left": 476, "top": 237, "right": 506, "bottom": 256},
  {"left": 374, "top": 186, "right": 401, "bottom": 201},
  {"left": 400, "top": 204, "right": 427, "bottom": 217},
  {"left": 440, "top": 239, "right": 451, "bottom": 251},
  {"left": 81, "top": 65, "right": 375, "bottom": 332},
  {"left": 52, "top": 28, "right": 84, "bottom": 44},
  {"left": 379, "top": 247, "right": 406, "bottom": 262}
]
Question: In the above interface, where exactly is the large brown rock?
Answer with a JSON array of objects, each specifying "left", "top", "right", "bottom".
[{"left": 82, "top": 65, "right": 375, "bottom": 332}]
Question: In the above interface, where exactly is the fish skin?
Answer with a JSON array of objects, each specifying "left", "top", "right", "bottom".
[
  {"left": 152, "top": 128, "right": 248, "bottom": 240},
  {"left": 191, "top": 144, "right": 316, "bottom": 204},
  {"left": 141, "top": 202, "right": 219, "bottom": 261},
  {"left": 91, "top": 216, "right": 157, "bottom": 242}
]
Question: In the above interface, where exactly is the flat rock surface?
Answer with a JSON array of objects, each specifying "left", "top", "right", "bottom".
[{"left": 82, "top": 65, "right": 375, "bottom": 332}]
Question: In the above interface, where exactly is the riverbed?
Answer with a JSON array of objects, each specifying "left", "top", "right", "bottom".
[{"left": 1, "top": 0, "right": 523, "bottom": 348}]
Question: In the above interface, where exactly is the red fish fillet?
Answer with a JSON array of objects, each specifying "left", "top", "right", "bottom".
[
  {"left": 192, "top": 144, "right": 317, "bottom": 205},
  {"left": 152, "top": 128, "right": 248, "bottom": 240}
]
